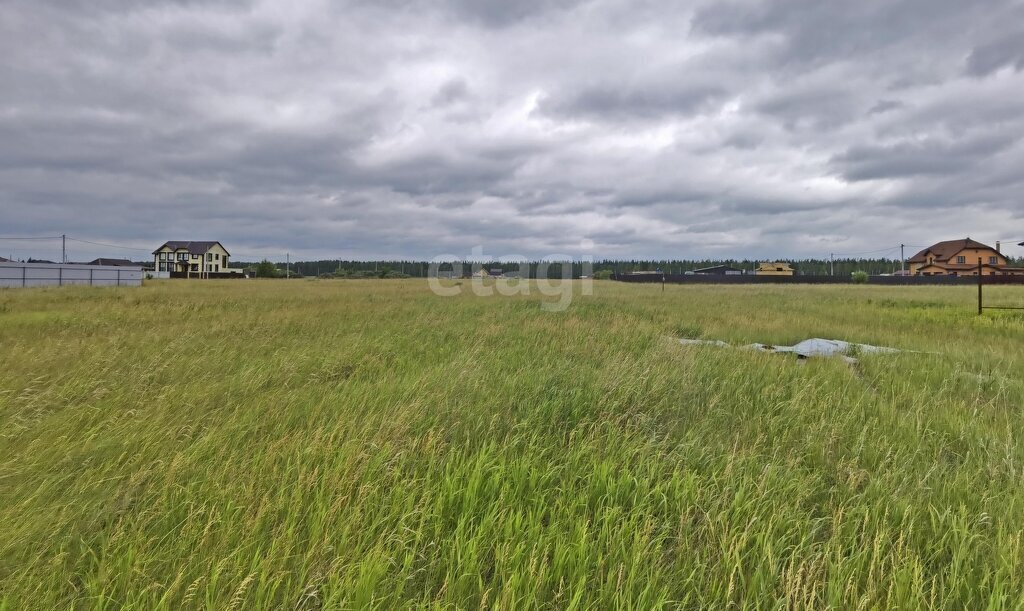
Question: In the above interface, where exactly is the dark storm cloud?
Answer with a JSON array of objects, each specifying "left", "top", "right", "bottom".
[
  {"left": 966, "top": 32, "right": 1024, "bottom": 76},
  {"left": 831, "top": 132, "right": 1021, "bottom": 182},
  {"left": 866, "top": 100, "right": 904, "bottom": 116},
  {"left": 691, "top": 0, "right": 1005, "bottom": 66},
  {"left": 538, "top": 79, "right": 727, "bottom": 120},
  {"left": 359, "top": 0, "right": 591, "bottom": 27},
  {"left": 430, "top": 78, "right": 472, "bottom": 107},
  {"left": 2, "top": 0, "right": 1024, "bottom": 261},
  {"left": 443, "top": 0, "right": 589, "bottom": 27}
]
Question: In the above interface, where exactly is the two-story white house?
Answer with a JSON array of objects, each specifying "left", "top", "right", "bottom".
[{"left": 153, "top": 241, "right": 231, "bottom": 277}]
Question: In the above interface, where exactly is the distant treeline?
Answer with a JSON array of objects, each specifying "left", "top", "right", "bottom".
[{"left": 223, "top": 257, "right": 1024, "bottom": 279}]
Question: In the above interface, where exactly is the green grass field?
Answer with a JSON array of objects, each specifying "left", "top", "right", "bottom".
[{"left": 2, "top": 280, "right": 1023, "bottom": 609}]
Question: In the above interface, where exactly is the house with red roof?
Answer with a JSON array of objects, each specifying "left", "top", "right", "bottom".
[{"left": 909, "top": 238, "right": 1024, "bottom": 276}]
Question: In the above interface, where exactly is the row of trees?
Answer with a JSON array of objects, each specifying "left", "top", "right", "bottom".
[
  {"left": 230, "top": 256, "right": 1015, "bottom": 279},
  {"left": 243, "top": 260, "right": 412, "bottom": 279}
]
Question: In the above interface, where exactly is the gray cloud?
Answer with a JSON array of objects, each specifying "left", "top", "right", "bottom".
[
  {"left": 2, "top": 0, "right": 1024, "bottom": 262},
  {"left": 831, "top": 132, "right": 1021, "bottom": 182},
  {"left": 867, "top": 100, "right": 905, "bottom": 115},
  {"left": 538, "top": 77, "right": 728, "bottom": 121},
  {"left": 966, "top": 32, "right": 1024, "bottom": 76}
]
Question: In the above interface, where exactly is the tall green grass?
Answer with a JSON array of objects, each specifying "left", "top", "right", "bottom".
[{"left": 1, "top": 280, "right": 1023, "bottom": 608}]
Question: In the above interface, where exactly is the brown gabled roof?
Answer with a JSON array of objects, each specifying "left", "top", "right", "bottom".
[
  {"left": 87, "top": 258, "right": 135, "bottom": 266},
  {"left": 908, "top": 238, "right": 996, "bottom": 263},
  {"left": 153, "top": 241, "right": 229, "bottom": 256}
]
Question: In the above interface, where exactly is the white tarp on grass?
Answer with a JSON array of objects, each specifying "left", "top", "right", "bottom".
[{"left": 679, "top": 337, "right": 902, "bottom": 363}]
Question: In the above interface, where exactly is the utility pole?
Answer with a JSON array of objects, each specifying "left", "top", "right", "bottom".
[
  {"left": 830, "top": 253, "right": 834, "bottom": 276},
  {"left": 286, "top": 252, "right": 290, "bottom": 279},
  {"left": 900, "top": 244, "right": 905, "bottom": 274},
  {"left": 62, "top": 234, "right": 66, "bottom": 264}
]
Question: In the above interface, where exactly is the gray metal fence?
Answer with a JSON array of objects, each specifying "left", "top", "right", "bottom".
[
  {"left": 0, "top": 262, "right": 144, "bottom": 288},
  {"left": 615, "top": 273, "right": 1024, "bottom": 285}
]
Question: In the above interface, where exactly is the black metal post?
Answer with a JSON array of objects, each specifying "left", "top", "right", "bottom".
[{"left": 978, "top": 258, "right": 983, "bottom": 315}]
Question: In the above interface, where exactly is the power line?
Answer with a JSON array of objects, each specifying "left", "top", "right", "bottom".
[
  {"left": 65, "top": 237, "right": 152, "bottom": 252},
  {"left": 830, "top": 245, "right": 902, "bottom": 257},
  {"left": 0, "top": 236, "right": 62, "bottom": 240},
  {"left": 7, "top": 236, "right": 286, "bottom": 259}
]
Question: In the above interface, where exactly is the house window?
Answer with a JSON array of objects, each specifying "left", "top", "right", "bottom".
[
  {"left": 990, "top": 256, "right": 998, "bottom": 265},
  {"left": 178, "top": 253, "right": 188, "bottom": 261},
  {"left": 159, "top": 252, "right": 166, "bottom": 260},
  {"left": 956, "top": 256, "right": 966, "bottom": 264},
  {"left": 206, "top": 253, "right": 213, "bottom": 261},
  {"left": 190, "top": 264, "right": 198, "bottom": 272},
  {"left": 215, "top": 264, "right": 219, "bottom": 272}
]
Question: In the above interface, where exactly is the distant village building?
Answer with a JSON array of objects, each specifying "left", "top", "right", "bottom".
[
  {"left": 909, "top": 239, "right": 1024, "bottom": 276},
  {"left": 755, "top": 262, "right": 794, "bottom": 276},
  {"left": 153, "top": 241, "right": 231, "bottom": 276},
  {"left": 693, "top": 265, "right": 743, "bottom": 275},
  {"left": 86, "top": 258, "right": 136, "bottom": 267},
  {"left": 469, "top": 268, "right": 510, "bottom": 278}
]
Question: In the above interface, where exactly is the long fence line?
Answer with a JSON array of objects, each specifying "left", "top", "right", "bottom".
[
  {"left": 614, "top": 273, "right": 1024, "bottom": 286},
  {"left": 0, "top": 262, "right": 144, "bottom": 288}
]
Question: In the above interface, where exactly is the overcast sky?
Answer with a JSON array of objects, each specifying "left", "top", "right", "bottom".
[{"left": 2, "top": 0, "right": 1024, "bottom": 262}]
